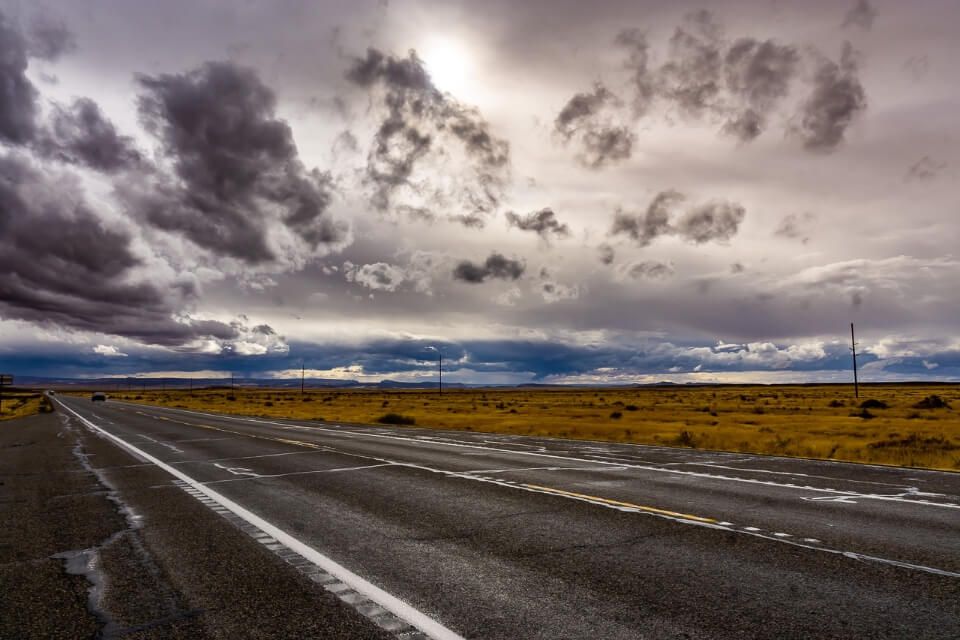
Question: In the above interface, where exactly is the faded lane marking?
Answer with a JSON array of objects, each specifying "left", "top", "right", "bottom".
[
  {"left": 202, "top": 464, "right": 396, "bottom": 485},
  {"left": 126, "top": 403, "right": 960, "bottom": 511},
  {"left": 58, "top": 400, "right": 466, "bottom": 640},
  {"left": 522, "top": 484, "right": 718, "bottom": 524},
  {"left": 83, "top": 400, "right": 960, "bottom": 579}
]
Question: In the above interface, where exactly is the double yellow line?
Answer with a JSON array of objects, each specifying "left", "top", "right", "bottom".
[
  {"left": 522, "top": 484, "right": 718, "bottom": 524},
  {"left": 139, "top": 410, "right": 717, "bottom": 525}
]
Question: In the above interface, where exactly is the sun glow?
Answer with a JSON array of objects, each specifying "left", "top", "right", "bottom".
[{"left": 419, "top": 35, "right": 474, "bottom": 99}]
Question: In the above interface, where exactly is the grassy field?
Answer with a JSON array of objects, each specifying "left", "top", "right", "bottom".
[
  {"left": 79, "top": 384, "right": 960, "bottom": 471},
  {"left": 0, "top": 390, "right": 53, "bottom": 421}
]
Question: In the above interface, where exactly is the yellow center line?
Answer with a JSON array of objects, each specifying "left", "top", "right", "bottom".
[
  {"left": 128, "top": 408, "right": 713, "bottom": 525},
  {"left": 522, "top": 483, "right": 718, "bottom": 524}
]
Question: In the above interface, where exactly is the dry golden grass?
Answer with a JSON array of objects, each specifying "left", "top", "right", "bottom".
[
  {"left": 0, "top": 391, "right": 51, "bottom": 421},
  {"left": 86, "top": 384, "right": 960, "bottom": 471}
]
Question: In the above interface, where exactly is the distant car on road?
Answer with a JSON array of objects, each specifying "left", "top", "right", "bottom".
[{"left": 91, "top": 392, "right": 107, "bottom": 402}]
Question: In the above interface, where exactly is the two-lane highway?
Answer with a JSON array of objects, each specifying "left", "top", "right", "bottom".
[{"left": 56, "top": 396, "right": 960, "bottom": 639}]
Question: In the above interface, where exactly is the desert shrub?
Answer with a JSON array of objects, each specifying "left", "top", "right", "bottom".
[
  {"left": 39, "top": 396, "right": 54, "bottom": 413},
  {"left": 676, "top": 431, "right": 697, "bottom": 447},
  {"left": 509, "top": 408, "right": 517, "bottom": 413},
  {"left": 264, "top": 401, "right": 273, "bottom": 407},
  {"left": 913, "top": 395, "right": 951, "bottom": 409},
  {"left": 134, "top": 395, "right": 143, "bottom": 400},
  {"left": 381, "top": 400, "right": 389, "bottom": 407},
  {"left": 377, "top": 413, "right": 416, "bottom": 425},
  {"left": 828, "top": 399, "right": 845, "bottom": 408},
  {"left": 859, "top": 399, "right": 888, "bottom": 410},
  {"left": 852, "top": 408, "right": 875, "bottom": 420},
  {"left": 752, "top": 406, "right": 765, "bottom": 415},
  {"left": 624, "top": 405, "right": 639, "bottom": 411},
  {"left": 302, "top": 396, "right": 313, "bottom": 402},
  {"left": 609, "top": 411, "right": 622, "bottom": 419},
  {"left": 868, "top": 434, "right": 957, "bottom": 451},
  {"left": 226, "top": 395, "right": 236, "bottom": 402}
]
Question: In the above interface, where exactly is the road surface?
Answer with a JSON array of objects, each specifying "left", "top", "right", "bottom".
[{"left": 54, "top": 395, "right": 960, "bottom": 639}]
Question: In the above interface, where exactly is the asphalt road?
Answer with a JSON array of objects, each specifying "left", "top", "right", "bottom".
[{"left": 54, "top": 395, "right": 960, "bottom": 639}]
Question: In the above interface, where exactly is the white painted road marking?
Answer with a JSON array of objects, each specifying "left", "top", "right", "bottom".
[
  {"left": 57, "top": 400, "right": 466, "bottom": 640},
  {"left": 149, "top": 404, "right": 960, "bottom": 512},
  {"left": 93, "top": 400, "right": 960, "bottom": 579}
]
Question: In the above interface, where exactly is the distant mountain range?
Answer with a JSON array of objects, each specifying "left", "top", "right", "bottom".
[{"left": 11, "top": 376, "right": 688, "bottom": 390}]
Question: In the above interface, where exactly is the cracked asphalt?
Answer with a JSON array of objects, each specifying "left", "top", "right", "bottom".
[
  {"left": 9, "top": 396, "right": 960, "bottom": 639},
  {"left": 1, "top": 410, "right": 391, "bottom": 639}
]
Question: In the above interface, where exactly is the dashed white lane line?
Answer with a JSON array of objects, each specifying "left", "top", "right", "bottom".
[
  {"left": 129, "top": 403, "right": 960, "bottom": 512},
  {"left": 94, "top": 400, "right": 960, "bottom": 580},
  {"left": 57, "top": 400, "right": 465, "bottom": 640},
  {"left": 202, "top": 464, "right": 396, "bottom": 485}
]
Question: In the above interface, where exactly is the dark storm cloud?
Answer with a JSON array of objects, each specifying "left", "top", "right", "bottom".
[
  {"left": 625, "top": 261, "right": 674, "bottom": 280},
  {"left": 610, "top": 190, "right": 684, "bottom": 246},
  {"left": 675, "top": 200, "right": 745, "bottom": 244},
  {"left": 657, "top": 10, "right": 724, "bottom": 118},
  {"left": 345, "top": 47, "right": 510, "bottom": 222},
  {"left": 39, "top": 98, "right": 142, "bottom": 172},
  {"left": 579, "top": 126, "right": 635, "bottom": 169},
  {"left": 795, "top": 43, "right": 867, "bottom": 151},
  {"left": 505, "top": 208, "right": 570, "bottom": 241},
  {"left": 133, "top": 61, "right": 343, "bottom": 261},
  {"left": 554, "top": 84, "right": 614, "bottom": 139},
  {"left": 612, "top": 191, "right": 745, "bottom": 246},
  {"left": 842, "top": 0, "right": 878, "bottom": 31},
  {"left": 0, "top": 11, "right": 39, "bottom": 145},
  {"left": 0, "top": 152, "right": 229, "bottom": 345},
  {"left": 722, "top": 38, "right": 799, "bottom": 141},
  {"left": 554, "top": 83, "right": 634, "bottom": 168},
  {"left": 615, "top": 29, "right": 656, "bottom": 116},
  {"left": 453, "top": 252, "right": 525, "bottom": 283},
  {"left": 26, "top": 11, "right": 77, "bottom": 62}
]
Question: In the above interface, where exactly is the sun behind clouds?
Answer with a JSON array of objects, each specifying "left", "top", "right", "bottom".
[{"left": 418, "top": 34, "right": 474, "bottom": 99}]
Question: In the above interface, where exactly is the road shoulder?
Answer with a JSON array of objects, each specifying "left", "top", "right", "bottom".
[{"left": 1, "top": 409, "right": 390, "bottom": 639}]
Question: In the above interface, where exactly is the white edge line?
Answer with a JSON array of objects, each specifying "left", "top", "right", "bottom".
[{"left": 56, "top": 399, "right": 465, "bottom": 640}]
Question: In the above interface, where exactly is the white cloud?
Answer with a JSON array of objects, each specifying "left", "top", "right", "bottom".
[{"left": 93, "top": 344, "right": 128, "bottom": 357}]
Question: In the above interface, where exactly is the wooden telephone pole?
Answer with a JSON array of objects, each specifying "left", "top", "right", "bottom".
[{"left": 850, "top": 323, "right": 859, "bottom": 399}]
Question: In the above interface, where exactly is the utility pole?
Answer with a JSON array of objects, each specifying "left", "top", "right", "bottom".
[
  {"left": 850, "top": 322, "right": 859, "bottom": 399},
  {"left": 425, "top": 346, "right": 442, "bottom": 395}
]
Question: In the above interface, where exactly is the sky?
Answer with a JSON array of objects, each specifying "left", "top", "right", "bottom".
[{"left": 0, "top": 0, "right": 958, "bottom": 384}]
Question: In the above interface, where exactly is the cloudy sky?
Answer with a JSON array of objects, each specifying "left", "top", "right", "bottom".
[{"left": 1, "top": 0, "right": 958, "bottom": 383}]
